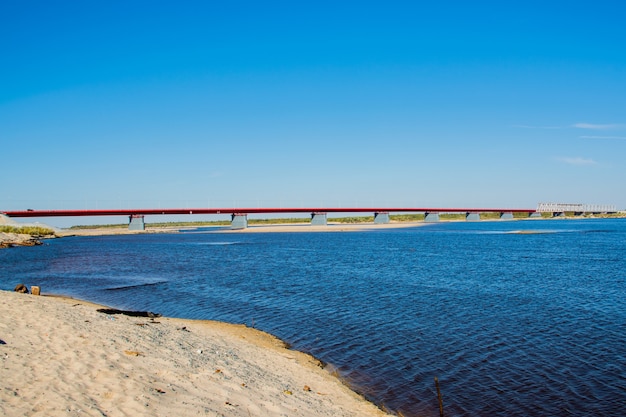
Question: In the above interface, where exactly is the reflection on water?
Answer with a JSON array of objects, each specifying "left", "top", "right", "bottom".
[{"left": 1, "top": 219, "right": 625, "bottom": 416}]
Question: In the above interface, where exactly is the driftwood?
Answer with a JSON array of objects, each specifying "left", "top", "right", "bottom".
[{"left": 97, "top": 308, "right": 161, "bottom": 318}]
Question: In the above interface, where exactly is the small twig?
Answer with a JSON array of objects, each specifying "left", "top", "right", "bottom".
[{"left": 435, "top": 376, "right": 444, "bottom": 417}]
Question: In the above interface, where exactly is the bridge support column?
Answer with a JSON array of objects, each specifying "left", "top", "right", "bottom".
[
  {"left": 311, "top": 212, "right": 327, "bottom": 226},
  {"left": 466, "top": 212, "right": 480, "bottom": 221},
  {"left": 500, "top": 212, "right": 514, "bottom": 220},
  {"left": 424, "top": 212, "right": 440, "bottom": 222},
  {"left": 231, "top": 213, "right": 248, "bottom": 229},
  {"left": 374, "top": 212, "right": 390, "bottom": 224},
  {"left": 129, "top": 215, "right": 145, "bottom": 231}
]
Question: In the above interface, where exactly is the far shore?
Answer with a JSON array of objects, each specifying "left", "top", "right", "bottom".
[
  {"left": 2, "top": 213, "right": 624, "bottom": 245},
  {"left": 56, "top": 221, "right": 428, "bottom": 237},
  {"left": 56, "top": 214, "right": 625, "bottom": 237}
]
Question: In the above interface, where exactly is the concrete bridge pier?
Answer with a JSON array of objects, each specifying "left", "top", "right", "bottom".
[
  {"left": 374, "top": 212, "right": 390, "bottom": 224},
  {"left": 424, "top": 212, "right": 440, "bottom": 222},
  {"left": 311, "top": 212, "right": 328, "bottom": 226},
  {"left": 466, "top": 212, "right": 480, "bottom": 221},
  {"left": 231, "top": 213, "right": 248, "bottom": 229},
  {"left": 129, "top": 215, "right": 145, "bottom": 231},
  {"left": 500, "top": 212, "right": 514, "bottom": 220}
]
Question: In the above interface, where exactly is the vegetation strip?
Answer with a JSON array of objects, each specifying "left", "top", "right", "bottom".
[{"left": 0, "top": 225, "right": 55, "bottom": 236}]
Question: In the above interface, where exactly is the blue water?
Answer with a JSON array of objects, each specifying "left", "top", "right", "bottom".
[{"left": 1, "top": 219, "right": 625, "bottom": 416}]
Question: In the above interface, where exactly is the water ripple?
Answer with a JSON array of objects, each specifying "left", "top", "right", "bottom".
[{"left": 1, "top": 219, "right": 625, "bottom": 416}]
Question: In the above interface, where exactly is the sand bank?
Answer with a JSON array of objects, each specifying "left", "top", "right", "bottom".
[
  {"left": 0, "top": 290, "right": 392, "bottom": 417},
  {"left": 223, "top": 222, "right": 424, "bottom": 233},
  {"left": 0, "top": 233, "right": 44, "bottom": 248},
  {"left": 57, "top": 222, "right": 425, "bottom": 237}
]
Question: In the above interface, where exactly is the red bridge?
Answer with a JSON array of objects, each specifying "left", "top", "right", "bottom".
[{"left": 2, "top": 207, "right": 538, "bottom": 230}]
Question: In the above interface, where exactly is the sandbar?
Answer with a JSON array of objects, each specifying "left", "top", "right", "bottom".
[{"left": 56, "top": 221, "right": 425, "bottom": 237}]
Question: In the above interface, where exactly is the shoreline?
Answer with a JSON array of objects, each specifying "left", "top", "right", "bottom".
[
  {"left": 0, "top": 232, "right": 44, "bottom": 248},
  {"left": 0, "top": 289, "right": 393, "bottom": 417},
  {"left": 60, "top": 221, "right": 427, "bottom": 236}
]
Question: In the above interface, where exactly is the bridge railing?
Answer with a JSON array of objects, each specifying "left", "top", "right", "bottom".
[{"left": 537, "top": 203, "right": 617, "bottom": 213}]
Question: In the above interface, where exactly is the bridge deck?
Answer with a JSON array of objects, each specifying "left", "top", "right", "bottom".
[{"left": 2, "top": 207, "right": 537, "bottom": 218}]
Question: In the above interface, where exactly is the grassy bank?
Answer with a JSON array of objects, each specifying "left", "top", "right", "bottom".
[{"left": 0, "top": 226, "right": 55, "bottom": 236}]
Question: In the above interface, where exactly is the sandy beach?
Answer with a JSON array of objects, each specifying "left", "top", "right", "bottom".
[
  {"left": 54, "top": 221, "right": 425, "bottom": 237},
  {"left": 0, "top": 290, "right": 392, "bottom": 417},
  {"left": 225, "top": 222, "right": 424, "bottom": 233}
]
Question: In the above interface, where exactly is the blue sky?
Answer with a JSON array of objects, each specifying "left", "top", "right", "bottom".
[{"left": 2, "top": 1, "right": 625, "bottom": 226}]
